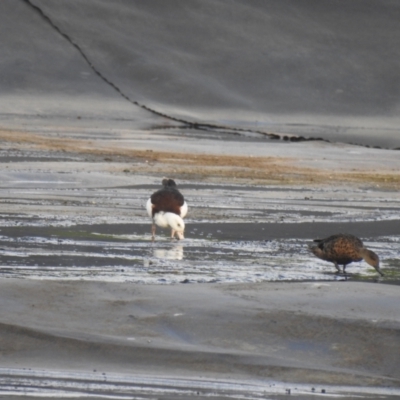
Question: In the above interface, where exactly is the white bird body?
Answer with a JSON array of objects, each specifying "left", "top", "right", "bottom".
[{"left": 153, "top": 212, "right": 185, "bottom": 240}]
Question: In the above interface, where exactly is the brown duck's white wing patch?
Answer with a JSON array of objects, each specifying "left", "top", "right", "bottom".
[
  {"left": 180, "top": 201, "right": 188, "bottom": 218},
  {"left": 146, "top": 198, "right": 154, "bottom": 218}
]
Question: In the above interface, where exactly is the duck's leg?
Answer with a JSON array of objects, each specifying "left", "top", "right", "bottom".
[
  {"left": 151, "top": 224, "right": 156, "bottom": 240},
  {"left": 342, "top": 264, "right": 348, "bottom": 274},
  {"left": 333, "top": 261, "right": 342, "bottom": 274}
]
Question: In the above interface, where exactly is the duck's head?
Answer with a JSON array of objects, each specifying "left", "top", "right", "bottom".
[
  {"left": 165, "top": 212, "right": 185, "bottom": 240},
  {"left": 162, "top": 177, "right": 177, "bottom": 188},
  {"left": 361, "top": 248, "right": 383, "bottom": 276}
]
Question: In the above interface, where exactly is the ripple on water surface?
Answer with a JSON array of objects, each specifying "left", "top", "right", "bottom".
[{"left": 0, "top": 227, "right": 398, "bottom": 284}]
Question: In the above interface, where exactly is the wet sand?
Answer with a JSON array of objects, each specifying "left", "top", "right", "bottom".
[
  {"left": 1, "top": 279, "right": 400, "bottom": 399},
  {"left": 0, "top": 127, "right": 399, "bottom": 399}
]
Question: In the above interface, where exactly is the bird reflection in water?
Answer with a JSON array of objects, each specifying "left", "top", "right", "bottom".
[{"left": 153, "top": 244, "right": 184, "bottom": 260}]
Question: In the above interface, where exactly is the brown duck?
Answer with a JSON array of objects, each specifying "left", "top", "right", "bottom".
[{"left": 309, "top": 233, "right": 383, "bottom": 276}]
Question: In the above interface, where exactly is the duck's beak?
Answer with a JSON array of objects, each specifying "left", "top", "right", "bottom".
[
  {"left": 176, "top": 231, "right": 184, "bottom": 240},
  {"left": 376, "top": 266, "right": 384, "bottom": 276}
]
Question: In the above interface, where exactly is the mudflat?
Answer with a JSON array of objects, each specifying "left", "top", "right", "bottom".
[
  {"left": 0, "top": 127, "right": 399, "bottom": 399},
  {"left": 0, "top": 279, "right": 400, "bottom": 398}
]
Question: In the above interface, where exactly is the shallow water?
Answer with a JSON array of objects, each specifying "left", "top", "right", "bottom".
[
  {"left": 1, "top": 147, "right": 399, "bottom": 285},
  {"left": 0, "top": 228, "right": 399, "bottom": 284},
  {"left": 0, "top": 178, "right": 399, "bottom": 285}
]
